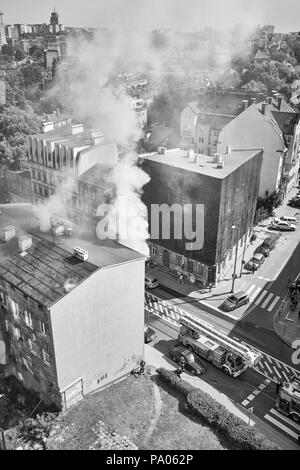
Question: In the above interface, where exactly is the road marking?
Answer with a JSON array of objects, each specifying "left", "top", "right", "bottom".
[
  {"left": 247, "top": 394, "right": 255, "bottom": 401},
  {"left": 249, "top": 287, "right": 261, "bottom": 303},
  {"left": 246, "top": 284, "right": 256, "bottom": 295},
  {"left": 241, "top": 399, "right": 249, "bottom": 406},
  {"left": 267, "top": 295, "right": 280, "bottom": 312},
  {"left": 261, "top": 293, "right": 273, "bottom": 309},
  {"left": 254, "top": 290, "right": 268, "bottom": 305},
  {"left": 264, "top": 414, "right": 299, "bottom": 440},
  {"left": 269, "top": 409, "right": 300, "bottom": 431}
]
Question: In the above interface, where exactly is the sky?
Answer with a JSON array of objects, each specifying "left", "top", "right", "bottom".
[{"left": 1, "top": 0, "right": 300, "bottom": 33}]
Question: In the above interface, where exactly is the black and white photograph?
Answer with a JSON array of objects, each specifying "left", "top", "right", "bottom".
[{"left": 0, "top": 0, "right": 299, "bottom": 453}]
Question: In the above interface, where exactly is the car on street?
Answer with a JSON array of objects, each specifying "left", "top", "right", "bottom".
[
  {"left": 254, "top": 244, "right": 271, "bottom": 257},
  {"left": 245, "top": 253, "right": 265, "bottom": 271},
  {"left": 288, "top": 199, "right": 300, "bottom": 208},
  {"left": 169, "top": 344, "right": 207, "bottom": 375},
  {"left": 145, "top": 276, "right": 159, "bottom": 289},
  {"left": 271, "top": 220, "right": 296, "bottom": 231},
  {"left": 220, "top": 291, "right": 250, "bottom": 311},
  {"left": 144, "top": 325, "right": 157, "bottom": 343},
  {"left": 279, "top": 215, "right": 297, "bottom": 224}
]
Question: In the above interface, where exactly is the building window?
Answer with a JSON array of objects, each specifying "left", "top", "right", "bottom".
[
  {"left": 42, "top": 349, "right": 50, "bottom": 366},
  {"left": 14, "top": 327, "right": 21, "bottom": 340},
  {"left": 39, "top": 320, "right": 46, "bottom": 335},
  {"left": 10, "top": 299, "right": 20, "bottom": 321},
  {"left": 24, "top": 310, "right": 33, "bottom": 328},
  {"left": 91, "top": 189, "right": 96, "bottom": 200},
  {"left": 151, "top": 245, "right": 158, "bottom": 256},
  {"left": 0, "top": 291, "right": 6, "bottom": 306}
]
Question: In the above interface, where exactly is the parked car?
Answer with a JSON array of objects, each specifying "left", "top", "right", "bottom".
[
  {"left": 271, "top": 220, "right": 296, "bottom": 231},
  {"left": 262, "top": 234, "right": 279, "bottom": 250},
  {"left": 220, "top": 291, "right": 250, "bottom": 311},
  {"left": 145, "top": 276, "right": 159, "bottom": 289},
  {"left": 288, "top": 199, "right": 300, "bottom": 208},
  {"left": 169, "top": 344, "right": 207, "bottom": 375},
  {"left": 245, "top": 253, "right": 265, "bottom": 271},
  {"left": 144, "top": 325, "right": 157, "bottom": 343},
  {"left": 254, "top": 244, "right": 271, "bottom": 257},
  {"left": 280, "top": 215, "right": 297, "bottom": 224}
]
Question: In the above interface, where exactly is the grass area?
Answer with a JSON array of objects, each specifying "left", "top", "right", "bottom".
[{"left": 47, "top": 369, "right": 234, "bottom": 450}]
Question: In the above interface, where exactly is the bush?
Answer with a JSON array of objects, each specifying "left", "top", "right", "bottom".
[
  {"left": 157, "top": 368, "right": 279, "bottom": 450},
  {"left": 157, "top": 368, "right": 194, "bottom": 397}
]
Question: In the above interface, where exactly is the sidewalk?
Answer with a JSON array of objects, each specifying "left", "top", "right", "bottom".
[
  {"left": 273, "top": 275, "right": 300, "bottom": 347},
  {"left": 144, "top": 344, "right": 295, "bottom": 450},
  {"left": 146, "top": 228, "right": 268, "bottom": 317}
]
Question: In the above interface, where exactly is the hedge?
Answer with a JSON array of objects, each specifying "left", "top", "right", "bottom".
[{"left": 157, "top": 368, "right": 279, "bottom": 450}]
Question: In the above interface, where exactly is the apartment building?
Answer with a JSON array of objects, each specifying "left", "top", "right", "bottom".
[
  {"left": 218, "top": 95, "right": 297, "bottom": 197},
  {"left": 140, "top": 147, "right": 262, "bottom": 284},
  {"left": 0, "top": 204, "right": 145, "bottom": 410},
  {"left": 27, "top": 123, "right": 118, "bottom": 222}
]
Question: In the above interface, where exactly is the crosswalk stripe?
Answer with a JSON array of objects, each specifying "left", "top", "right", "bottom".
[
  {"left": 264, "top": 414, "right": 299, "bottom": 440},
  {"left": 267, "top": 296, "right": 280, "bottom": 312},
  {"left": 246, "top": 284, "right": 256, "bottom": 295},
  {"left": 241, "top": 399, "right": 249, "bottom": 406},
  {"left": 269, "top": 409, "right": 300, "bottom": 431},
  {"left": 254, "top": 290, "right": 268, "bottom": 305},
  {"left": 249, "top": 287, "right": 261, "bottom": 302},
  {"left": 261, "top": 293, "right": 273, "bottom": 309}
]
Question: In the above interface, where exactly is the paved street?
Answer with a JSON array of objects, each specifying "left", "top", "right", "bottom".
[
  {"left": 144, "top": 311, "right": 300, "bottom": 449},
  {"left": 144, "top": 192, "right": 300, "bottom": 448}
]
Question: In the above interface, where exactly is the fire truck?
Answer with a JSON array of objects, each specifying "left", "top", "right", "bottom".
[
  {"left": 275, "top": 375, "right": 300, "bottom": 423},
  {"left": 178, "top": 313, "right": 262, "bottom": 377}
]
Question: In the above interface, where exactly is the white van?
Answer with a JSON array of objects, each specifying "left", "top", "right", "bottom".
[
  {"left": 145, "top": 276, "right": 159, "bottom": 289},
  {"left": 280, "top": 215, "right": 297, "bottom": 224}
]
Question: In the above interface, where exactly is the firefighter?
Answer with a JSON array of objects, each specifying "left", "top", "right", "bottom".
[{"left": 176, "top": 365, "right": 183, "bottom": 380}]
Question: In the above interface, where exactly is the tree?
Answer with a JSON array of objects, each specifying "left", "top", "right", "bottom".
[
  {"left": 292, "top": 40, "right": 300, "bottom": 63},
  {"left": 0, "top": 105, "right": 41, "bottom": 169},
  {"left": 20, "top": 64, "right": 44, "bottom": 89},
  {"left": 18, "top": 413, "right": 58, "bottom": 450},
  {"left": 15, "top": 48, "right": 25, "bottom": 62}
]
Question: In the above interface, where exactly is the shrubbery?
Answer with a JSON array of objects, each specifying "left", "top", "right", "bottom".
[{"left": 157, "top": 368, "right": 279, "bottom": 450}]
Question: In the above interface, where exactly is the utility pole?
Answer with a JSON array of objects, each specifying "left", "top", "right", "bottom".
[
  {"left": 231, "top": 225, "right": 240, "bottom": 293},
  {"left": 239, "top": 232, "right": 248, "bottom": 278}
]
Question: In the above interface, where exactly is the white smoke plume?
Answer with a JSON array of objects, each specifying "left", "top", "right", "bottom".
[
  {"left": 32, "top": 175, "right": 75, "bottom": 232},
  {"left": 45, "top": 29, "right": 158, "bottom": 255}
]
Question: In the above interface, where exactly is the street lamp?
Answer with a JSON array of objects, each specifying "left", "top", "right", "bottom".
[{"left": 231, "top": 225, "right": 240, "bottom": 293}]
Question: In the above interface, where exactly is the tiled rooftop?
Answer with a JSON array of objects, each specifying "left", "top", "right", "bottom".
[{"left": 0, "top": 203, "right": 146, "bottom": 307}]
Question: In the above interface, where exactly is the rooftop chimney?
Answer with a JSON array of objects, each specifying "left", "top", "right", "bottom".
[
  {"left": 73, "top": 246, "right": 88, "bottom": 261},
  {"left": 90, "top": 128, "right": 104, "bottom": 145},
  {"left": 261, "top": 102, "right": 267, "bottom": 115},
  {"left": 278, "top": 96, "right": 283, "bottom": 110},
  {"left": 0, "top": 225, "right": 15, "bottom": 242},
  {"left": 250, "top": 97, "right": 256, "bottom": 105},
  {"left": 266, "top": 96, "right": 272, "bottom": 105},
  {"left": 242, "top": 99, "right": 248, "bottom": 110},
  {"left": 18, "top": 233, "right": 32, "bottom": 253},
  {"left": 71, "top": 124, "right": 84, "bottom": 135}
]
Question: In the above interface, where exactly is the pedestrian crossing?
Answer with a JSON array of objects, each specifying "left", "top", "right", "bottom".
[
  {"left": 245, "top": 284, "right": 282, "bottom": 312},
  {"left": 264, "top": 408, "right": 300, "bottom": 441},
  {"left": 145, "top": 291, "right": 300, "bottom": 384}
]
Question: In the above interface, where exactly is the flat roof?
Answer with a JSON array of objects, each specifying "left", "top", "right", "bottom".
[
  {"left": 139, "top": 148, "right": 262, "bottom": 179},
  {"left": 0, "top": 204, "right": 145, "bottom": 307}
]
